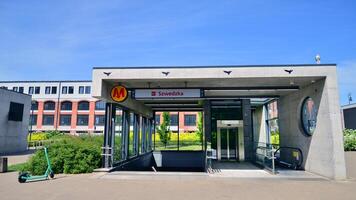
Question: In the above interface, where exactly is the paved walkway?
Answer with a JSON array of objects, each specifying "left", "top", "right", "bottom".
[
  {"left": 0, "top": 171, "right": 355, "bottom": 200},
  {"left": 1, "top": 150, "right": 34, "bottom": 165}
]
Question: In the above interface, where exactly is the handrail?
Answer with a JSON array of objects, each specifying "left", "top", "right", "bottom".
[
  {"left": 253, "top": 143, "right": 276, "bottom": 174},
  {"left": 274, "top": 146, "right": 303, "bottom": 170}
]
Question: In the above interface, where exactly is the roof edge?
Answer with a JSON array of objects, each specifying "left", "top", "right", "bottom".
[{"left": 93, "top": 63, "right": 337, "bottom": 70}]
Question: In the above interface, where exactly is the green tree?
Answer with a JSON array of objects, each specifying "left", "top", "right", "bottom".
[
  {"left": 196, "top": 112, "right": 203, "bottom": 144},
  {"left": 157, "top": 112, "right": 171, "bottom": 148}
]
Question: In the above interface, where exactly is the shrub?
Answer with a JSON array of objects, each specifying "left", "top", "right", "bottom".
[
  {"left": 28, "top": 132, "right": 48, "bottom": 142},
  {"left": 22, "top": 135, "right": 102, "bottom": 175},
  {"left": 344, "top": 129, "right": 356, "bottom": 151}
]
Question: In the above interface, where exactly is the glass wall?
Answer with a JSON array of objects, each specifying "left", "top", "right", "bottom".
[
  {"left": 113, "top": 107, "right": 123, "bottom": 163},
  {"left": 154, "top": 111, "right": 203, "bottom": 151},
  {"left": 266, "top": 100, "right": 279, "bottom": 145}
]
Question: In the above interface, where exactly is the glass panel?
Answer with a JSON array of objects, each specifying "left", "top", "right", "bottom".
[
  {"left": 60, "top": 115, "right": 71, "bottom": 126},
  {"left": 179, "top": 112, "right": 203, "bottom": 151},
  {"left": 229, "top": 128, "right": 237, "bottom": 160},
  {"left": 155, "top": 112, "right": 177, "bottom": 150},
  {"left": 78, "top": 101, "right": 89, "bottom": 110},
  {"left": 42, "top": 115, "right": 54, "bottom": 125},
  {"left": 77, "top": 115, "right": 89, "bottom": 126},
  {"left": 220, "top": 129, "right": 228, "bottom": 159},
  {"left": 113, "top": 107, "right": 123, "bottom": 163}
]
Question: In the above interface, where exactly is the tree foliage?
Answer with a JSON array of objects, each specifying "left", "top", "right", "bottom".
[
  {"left": 196, "top": 112, "right": 203, "bottom": 143},
  {"left": 344, "top": 129, "right": 356, "bottom": 151},
  {"left": 156, "top": 112, "right": 171, "bottom": 148}
]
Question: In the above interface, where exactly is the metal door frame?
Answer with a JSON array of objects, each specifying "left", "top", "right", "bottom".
[{"left": 217, "top": 127, "right": 238, "bottom": 160}]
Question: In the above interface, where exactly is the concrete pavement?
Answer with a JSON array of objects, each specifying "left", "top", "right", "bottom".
[{"left": 0, "top": 171, "right": 355, "bottom": 200}]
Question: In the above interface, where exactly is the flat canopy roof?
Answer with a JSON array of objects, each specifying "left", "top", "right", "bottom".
[{"left": 91, "top": 64, "right": 337, "bottom": 113}]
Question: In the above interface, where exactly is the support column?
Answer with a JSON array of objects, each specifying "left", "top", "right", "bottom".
[
  {"left": 141, "top": 117, "right": 147, "bottom": 153},
  {"left": 203, "top": 100, "right": 211, "bottom": 170},
  {"left": 133, "top": 114, "right": 140, "bottom": 156},
  {"left": 102, "top": 103, "right": 116, "bottom": 168},
  {"left": 242, "top": 99, "right": 253, "bottom": 161},
  {"left": 149, "top": 119, "right": 154, "bottom": 151},
  {"left": 122, "top": 110, "right": 130, "bottom": 160}
]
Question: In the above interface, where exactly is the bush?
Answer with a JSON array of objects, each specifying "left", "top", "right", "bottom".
[
  {"left": 344, "top": 129, "right": 356, "bottom": 151},
  {"left": 22, "top": 135, "right": 103, "bottom": 175},
  {"left": 28, "top": 132, "right": 48, "bottom": 142}
]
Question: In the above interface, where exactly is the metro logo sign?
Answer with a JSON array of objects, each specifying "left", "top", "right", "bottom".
[
  {"left": 111, "top": 85, "right": 128, "bottom": 102},
  {"left": 134, "top": 89, "right": 201, "bottom": 99}
]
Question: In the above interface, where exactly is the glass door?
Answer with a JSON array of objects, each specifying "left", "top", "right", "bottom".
[
  {"left": 229, "top": 128, "right": 238, "bottom": 160},
  {"left": 220, "top": 129, "right": 228, "bottom": 159},
  {"left": 218, "top": 128, "right": 238, "bottom": 161}
]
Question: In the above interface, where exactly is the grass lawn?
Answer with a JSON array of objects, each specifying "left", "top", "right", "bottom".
[{"left": 7, "top": 163, "right": 26, "bottom": 172}]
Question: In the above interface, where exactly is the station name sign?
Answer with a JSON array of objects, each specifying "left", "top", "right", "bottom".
[{"left": 134, "top": 89, "right": 201, "bottom": 99}]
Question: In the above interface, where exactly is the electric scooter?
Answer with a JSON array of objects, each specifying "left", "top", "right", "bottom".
[{"left": 18, "top": 147, "right": 54, "bottom": 183}]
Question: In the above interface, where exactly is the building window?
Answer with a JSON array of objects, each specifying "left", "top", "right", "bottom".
[
  {"left": 28, "top": 87, "right": 34, "bottom": 94},
  {"left": 30, "top": 114, "right": 37, "bottom": 126},
  {"left": 51, "top": 86, "right": 57, "bottom": 94},
  {"left": 42, "top": 115, "right": 54, "bottom": 125},
  {"left": 95, "top": 101, "right": 105, "bottom": 110},
  {"left": 31, "top": 101, "right": 38, "bottom": 110},
  {"left": 13, "top": 87, "right": 18, "bottom": 92},
  {"left": 78, "top": 101, "right": 89, "bottom": 110},
  {"left": 62, "top": 86, "right": 68, "bottom": 94},
  {"left": 44, "top": 101, "right": 55, "bottom": 110},
  {"left": 68, "top": 86, "right": 74, "bottom": 94},
  {"left": 79, "top": 86, "right": 85, "bottom": 94},
  {"left": 95, "top": 115, "right": 105, "bottom": 126},
  {"left": 18, "top": 87, "right": 24, "bottom": 93},
  {"left": 85, "top": 86, "right": 91, "bottom": 94},
  {"left": 77, "top": 115, "right": 89, "bottom": 126},
  {"left": 184, "top": 114, "right": 196, "bottom": 126},
  {"left": 60, "top": 115, "right": 71, "bottom": 126},
  {"left": 155, "top": 114, "right": 160, "bottom": 125},
  {"left": 35, "top": 87, "right": 40, "bottom": 94},
  {"left": 170, "top": 114, "right": 178, "bottom": 126},
  {"left": 61, "top": 101, "right": 72, "bottom": 111},
  {"left": 45, "top": 86, "right": 51, "bottom": 94}
]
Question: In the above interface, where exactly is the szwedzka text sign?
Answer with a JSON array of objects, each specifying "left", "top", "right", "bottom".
[{"left": 134, "top": 89, "right": 201, "bottom": 99}]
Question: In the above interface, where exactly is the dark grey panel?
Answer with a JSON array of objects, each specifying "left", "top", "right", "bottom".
[{"left": 344, "top": 107, "right": 356, "bottom": 129}]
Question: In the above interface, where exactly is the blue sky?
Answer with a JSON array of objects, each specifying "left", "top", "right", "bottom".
[{"left": 0, "top": 1, "right": 355, "bottom": 105}]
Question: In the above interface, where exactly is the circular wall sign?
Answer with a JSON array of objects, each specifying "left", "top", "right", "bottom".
[
  {"left": 301, "top": 97, "right": 317, "bottom": 136},
  {"left": 110, "top": 85, "right": 128, "bottom": 102}
]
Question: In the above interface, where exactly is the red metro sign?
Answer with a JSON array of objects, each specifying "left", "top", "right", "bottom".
[{"left": 111, "top": 86, "right": 128, "bottom": 102}]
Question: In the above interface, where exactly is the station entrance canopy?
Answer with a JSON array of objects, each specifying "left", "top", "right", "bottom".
[{"left": 91, "top": 64, "right": 347, "bottom": 179}]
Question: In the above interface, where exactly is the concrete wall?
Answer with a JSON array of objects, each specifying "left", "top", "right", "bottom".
[
  {"left": 0, "top": 89, "right": 31, "bottom": 154},
  {"left": 345, "top": 151, "right": 356, "bottom": 179},
  {"left": 242, "top": 99, "right": 253, "bottom": 161},
  {"left": 252, "top": 106, "right": 267, "bottom": 144},
  {"left": 278, "top": 68, "right": 346, "bottom": 179}
]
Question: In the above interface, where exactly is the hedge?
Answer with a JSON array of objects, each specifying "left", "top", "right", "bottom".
[{"left": 21, "top": 135, "right": 103, "bottom": 175}]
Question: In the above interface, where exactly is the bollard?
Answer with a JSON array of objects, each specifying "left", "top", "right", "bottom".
[{"left": 0, "top": 157, "right": 8, "bottom": 173}]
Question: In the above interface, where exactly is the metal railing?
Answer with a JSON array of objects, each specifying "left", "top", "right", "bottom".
[
  {"left": 28, "top": 140, "right": 55, "bottom": 149},
  {"left": 274, "top": 147, "right": 303, "bottom": 170},
  {"left": 253, "top": 142, "right": 277, "bottom": 174}
]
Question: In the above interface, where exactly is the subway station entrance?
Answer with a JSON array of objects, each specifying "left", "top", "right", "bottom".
[{"left": 92, "top": 64, "right": 347, "bottom": 179}]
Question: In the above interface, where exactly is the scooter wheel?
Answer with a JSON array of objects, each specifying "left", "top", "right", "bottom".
[
  {"left": 50, "top": 171, "right": 55, "bottom": 179},
  {"left": 18, "top": 172, "right": 28, "bottom": 183}
]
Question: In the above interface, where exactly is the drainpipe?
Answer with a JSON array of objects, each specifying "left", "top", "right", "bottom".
[{"left": 55, "top": 81, "right": 62, "bottom": 131}]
